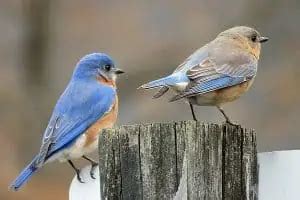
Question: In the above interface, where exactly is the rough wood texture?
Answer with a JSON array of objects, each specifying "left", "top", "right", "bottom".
[{"left": 98, "top": 121, "right": 257, "bottom": 200}]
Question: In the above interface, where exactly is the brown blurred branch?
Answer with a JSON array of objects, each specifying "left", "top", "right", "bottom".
[{"left": 22, "top": 0, "right": 50, "bottom": 88}]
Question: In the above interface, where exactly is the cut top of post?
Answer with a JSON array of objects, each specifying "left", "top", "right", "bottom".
[{"left": 98, "top": 121, "right": 257, "bottom": 200}]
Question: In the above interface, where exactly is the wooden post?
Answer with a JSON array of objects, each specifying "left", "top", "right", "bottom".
[{"left": 98, "top": 121, "right": 257, "bottom": 200}]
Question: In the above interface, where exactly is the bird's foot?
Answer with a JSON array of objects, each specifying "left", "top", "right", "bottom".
[
  {"left": 189, "top": 103, "right": 198, "bottom": 121},
  {"left": 90, "top": 163, "right": 98, "bottom": 179},
  {"left": 82, "top": 155, "right": 98, "bottom": 179},
  {"left": 75, "top": 169, "right": 85, "bottom": 183},
  {"left": 225, "top": 120, "right": 240, "bottom": 127},
  {"left": 68, "top": 160, "right": 85, "bottom": 183}
]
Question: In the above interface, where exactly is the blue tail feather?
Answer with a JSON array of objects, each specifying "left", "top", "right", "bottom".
[
  {"left": 10, "top": 157, "right": 38, "bottom": 191},
  {"left": 140, "top": 73, "right": 187, "bottom": 89}
]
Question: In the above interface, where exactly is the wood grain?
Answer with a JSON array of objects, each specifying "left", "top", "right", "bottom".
[{"left": 98, "top": 121, "right": 257, "bottom": 200}]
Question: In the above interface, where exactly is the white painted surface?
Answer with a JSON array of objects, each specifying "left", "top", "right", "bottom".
[
  {"left": 69, "top": 150, "right": 300, "bottom": 200},
  {"left": 258, "top": 150, "right": 300, "bottom": 200},
  {"left": 173, "top": 153, "right": 187, "bottom": 200},
  {"left": 69, "top": 165, "right": 101, "bottom": 200}
]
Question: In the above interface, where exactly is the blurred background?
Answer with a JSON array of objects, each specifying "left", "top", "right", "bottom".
[{"left": 1, "top": 0, "right": 299, "bottom": 199}]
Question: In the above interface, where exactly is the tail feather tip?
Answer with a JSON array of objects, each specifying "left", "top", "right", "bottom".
[{"left": 9, "top": 163, "right": 37, "bottom": 192}]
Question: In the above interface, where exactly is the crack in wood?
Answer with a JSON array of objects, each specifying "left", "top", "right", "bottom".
[{"left": 98, "top": 121, "right": 257, "bottom": 200}]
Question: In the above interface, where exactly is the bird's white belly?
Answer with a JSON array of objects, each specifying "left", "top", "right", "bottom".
[
  {"left": 46, "top": 133, "right": 99, "bottom": 163},
  {"left": 172, "top": 82, "right": 189, "bottom": 92}
]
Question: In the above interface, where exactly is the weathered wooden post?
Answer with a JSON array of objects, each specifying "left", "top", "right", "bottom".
[{"left": 98, "top": 121, "right": 257, "bottom": 200}]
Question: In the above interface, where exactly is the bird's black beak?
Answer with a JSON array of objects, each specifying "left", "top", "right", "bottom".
[
  {"left": 259, "top": 36, "right": 269, "bottom": 43},
  {"left": 114, "top": 68, "right": 125, "bottom": 74}
]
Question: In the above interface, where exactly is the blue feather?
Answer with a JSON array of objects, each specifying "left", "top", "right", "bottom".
[
  {"left": 47, "top": 80, "right": 116, "bottom": 157},
  {"left": 140, "top": 73, "right": 189, "bottom": 89},
  {"left": 11, "top": 80, "right": 116, "bottom": 190},
  {"left": 170, "top": 75, "right": 245, "bottom": 101},
  {"left": 190, "top": 76, "right": 244, "bottom": 95},
  {"left": 10, "top": 157, "right": 38, "bottom": 191},
  {"left": 10, "top": 53, "right": 118, "bottom": 190}
]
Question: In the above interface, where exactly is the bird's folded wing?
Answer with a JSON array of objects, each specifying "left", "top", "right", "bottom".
[
  {"left": 170, "top": 54, "right": 257, "bottom": 101},
  {"left": 34, "top": 85, "right": 116, "bottom": 166},
  {"left": 173, "top": 46, "right": 209, "bottom": 73}
]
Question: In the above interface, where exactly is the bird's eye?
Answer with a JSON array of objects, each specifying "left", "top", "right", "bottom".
[
  {"left": 251, "top": 35, "right": 257, "bottom": 42},
  {"left": 104, "top": 64, "right": 111, "bottom": 71}
]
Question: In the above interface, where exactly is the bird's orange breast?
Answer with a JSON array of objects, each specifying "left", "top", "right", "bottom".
[
  {"left": 213, "top": 79, "right": 254, "bottom": 104},
  {"left": 190, "top": 79, "right": 254, "bottom": 106},
  {"left": 97, "top": 75, "right": 116, "bottom": 87},
  {"left": 83, "top": 94, "right": 118, "bottom": 147}
]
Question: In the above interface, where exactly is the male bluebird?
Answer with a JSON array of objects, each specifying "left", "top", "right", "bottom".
[
  {"left": 10, "top": 53, "right": 124, "bottom": 191},
  {"left": 139, "top": 26, "right": 268, "bottom": 125}
]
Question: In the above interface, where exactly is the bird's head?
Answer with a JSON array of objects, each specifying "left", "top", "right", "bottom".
[
  {"left": 73, "top": 53, "right": 124, "bottom": 83},
  {"left": 217, "top": 26, "right": 268, "bottom": 59}
]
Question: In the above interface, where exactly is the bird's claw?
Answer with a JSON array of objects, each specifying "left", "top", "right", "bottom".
[
  {"left": 225, "top": 120, "right": 239, "bottom": 127},
  {"left": 90, "top": 163, "right": 98, "bottom": 179},
  {"left": 76, "top": 170, "right": 85, "bottom": 183}
]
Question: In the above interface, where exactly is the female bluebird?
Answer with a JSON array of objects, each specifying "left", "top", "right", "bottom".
[
  {"left": 139, "top": 26, "right": 268, "bottom": 125},
  {"left": 10, "top": 53, "right": 124, "bottom": 190}
]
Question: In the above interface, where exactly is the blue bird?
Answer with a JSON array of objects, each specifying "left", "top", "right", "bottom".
[
  {"left": 10, "top": 53, "right": 124, "bottom": 191},
  {"left": 139, "top": 26, "right": 268, "bottom": 124}
]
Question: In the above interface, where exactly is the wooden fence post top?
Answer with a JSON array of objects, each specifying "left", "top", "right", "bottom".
[{"left": 98, "top": 121, "right": 257, "bottom": 200}]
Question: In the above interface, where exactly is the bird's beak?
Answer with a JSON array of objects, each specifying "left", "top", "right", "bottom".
[
  {"left": 114, "top": 68, "right": 125, "bottom": 74},
  {"left": 258, "top": 36, "right": 269, "bottom": 43}
]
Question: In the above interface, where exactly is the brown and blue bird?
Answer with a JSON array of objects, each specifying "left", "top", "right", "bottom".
[
  {"left": 139, "top": 26, "right": 268, "bottom": 125},
  {"left": 10, "top": 53, "right": 124, "bottom": 190}
]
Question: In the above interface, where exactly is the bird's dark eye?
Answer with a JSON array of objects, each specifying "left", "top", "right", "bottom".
[
  {"left": 104, "top": 64, "right": 111, "bottom": 71},
  {"left": 251, "top": 35, "right": 257, "bottom": 42}
]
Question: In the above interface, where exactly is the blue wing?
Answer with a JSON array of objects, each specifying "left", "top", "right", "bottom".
[
  {"left": 170, "top": 52, "right": 257, "bottom": 101},
  {"left": 182, "top": 75, "right": 245, "bottom": 95},
  {"left": 34, "top": 80, "right": 116, "bottom": 166},
  {"left": 173, "top": 46, "right": 209, "bottom": 73}
]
